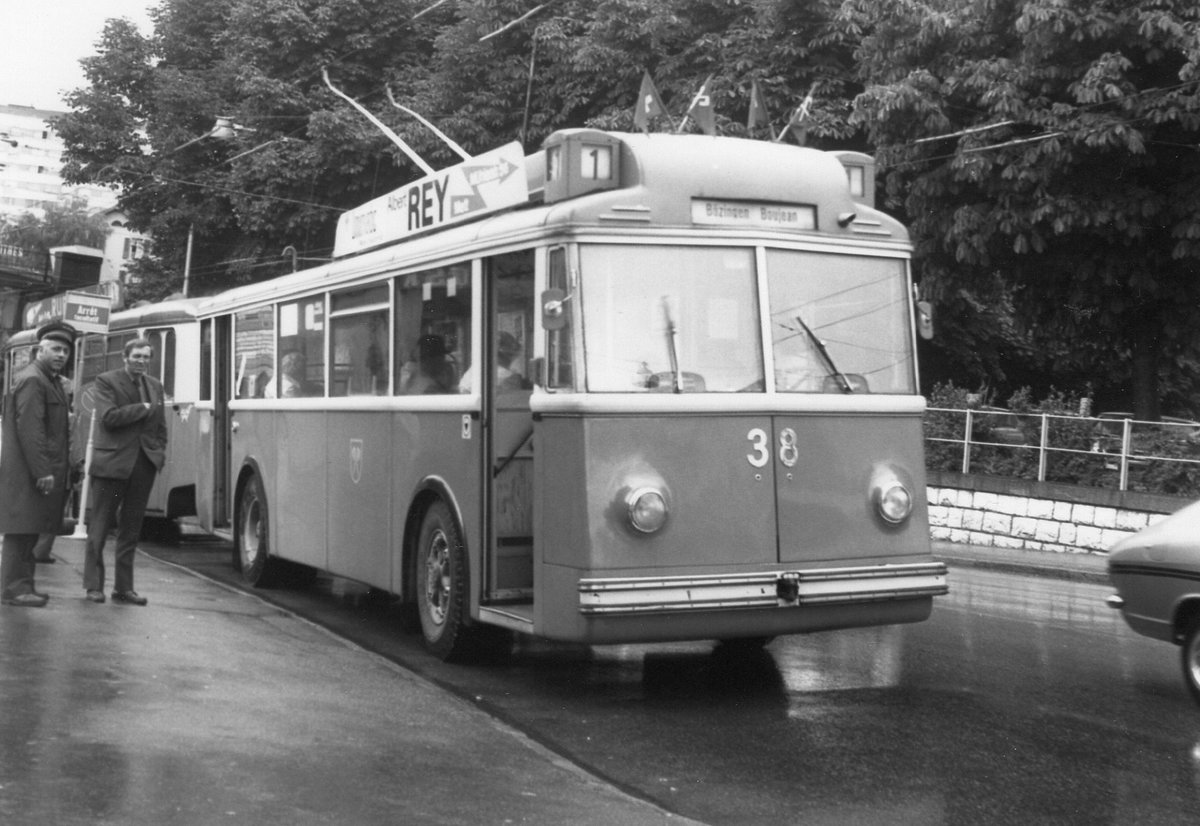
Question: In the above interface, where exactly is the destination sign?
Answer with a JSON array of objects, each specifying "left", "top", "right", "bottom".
[
  {"left": 691, "top": 199, "right": 816, "bottom": 231},
  {"left": 333, "top": 142, "right": 529, "bottom": 258}
]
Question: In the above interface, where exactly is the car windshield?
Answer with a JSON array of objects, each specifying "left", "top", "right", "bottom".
[
  {"left": 578, "top": 245, "right": 763, "bottom": 392},
  {"left": 767, "top": 250, "right": 916, "bottom": 394}
]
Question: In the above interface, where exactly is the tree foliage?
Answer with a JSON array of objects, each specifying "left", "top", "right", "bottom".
[{"left": 846, "top": 0, "right": 1200, "bottom": 417}]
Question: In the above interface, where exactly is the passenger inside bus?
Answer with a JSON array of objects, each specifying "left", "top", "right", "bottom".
[
  {"left": 399, "top": 335, "right": 458, "bottom": 394},
  {"left": 458, "top": 332, "right": 529, "bottom": 394},
  {"left": 265, "top": 350, "right": 313, "bottom": 398}
]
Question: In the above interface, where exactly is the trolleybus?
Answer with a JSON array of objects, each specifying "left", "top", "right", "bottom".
[{"left": 193, "top": 128, "right": 948, "bottom": 659}]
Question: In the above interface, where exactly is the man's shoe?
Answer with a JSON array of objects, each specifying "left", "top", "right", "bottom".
[
  {"left": 85, "top": 590, "right": 106, "bottom": 603},
  {"left": 2, "top": 593, "right": 49, "bottom": 607},
  {"left": 35, "top": 557, "right": 56, "bottom": 564},
  {"left": 111, "top": 591, "right": 147, "bottom": 606}
]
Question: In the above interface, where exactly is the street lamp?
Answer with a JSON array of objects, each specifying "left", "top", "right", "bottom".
[{"left": 168, "top": 116, "right": 246, "bottom": 153}]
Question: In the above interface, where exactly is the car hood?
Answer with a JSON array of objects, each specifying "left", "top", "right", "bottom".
[{"left": 1108, "top": 499, "right": 1200, "bottom": 568}]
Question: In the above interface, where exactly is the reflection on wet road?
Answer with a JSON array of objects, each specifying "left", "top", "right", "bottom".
[{"left": 154, "top": 543, "right": 1200, "bottom": 825}]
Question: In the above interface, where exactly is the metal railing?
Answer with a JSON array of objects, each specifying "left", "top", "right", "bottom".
[{"left": 924, "top": 407, "right": 1200, "bottom": 496}]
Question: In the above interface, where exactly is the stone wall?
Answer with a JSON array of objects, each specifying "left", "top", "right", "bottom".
[{"left": 926, "top": 472, "right": 1187, "bottom": 555}]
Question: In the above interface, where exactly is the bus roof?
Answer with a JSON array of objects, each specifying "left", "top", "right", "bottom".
[{"left": 197, "top": 129, "right": 909, "bottom": 316}]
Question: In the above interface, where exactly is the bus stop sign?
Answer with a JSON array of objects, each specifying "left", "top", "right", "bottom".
[{"left": 24, "top": 290, "right": 112, "bottom": 333}]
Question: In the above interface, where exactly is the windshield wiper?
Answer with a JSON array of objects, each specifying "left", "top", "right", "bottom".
[
  {"left": 793, "top": 315, "right": 853, "bottom": 393},
  {"left": 662, "top": 296, "right": 683, "bottom": 393}
]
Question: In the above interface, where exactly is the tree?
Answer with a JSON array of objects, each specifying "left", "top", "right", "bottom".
[{"left": 847, "top": 0, "right": 1200, "bottom": 417}]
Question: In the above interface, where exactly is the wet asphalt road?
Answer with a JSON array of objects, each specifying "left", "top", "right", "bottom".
[{"left": 142, "top": 536, "right": 1200, "bottom": 826}]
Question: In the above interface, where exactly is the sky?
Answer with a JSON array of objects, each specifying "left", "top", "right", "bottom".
[{"left": 0, "top": 0, "right": 155, "bottom": 112}]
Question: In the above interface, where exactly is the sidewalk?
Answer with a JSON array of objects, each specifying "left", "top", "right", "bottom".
[
  {"left": 0, "top": 536, "right": 699, "bottom": 826},
  {"left": 934, "top": 539, "right": 1110, "bottom": 584}
]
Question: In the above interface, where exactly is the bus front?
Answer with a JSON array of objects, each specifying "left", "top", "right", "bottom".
[{"left": 526, "top": 131, "right": 947, "bottom": 645}]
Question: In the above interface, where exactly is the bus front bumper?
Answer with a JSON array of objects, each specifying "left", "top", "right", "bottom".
[{"left": 578, "top": 562, "right": 948, "bottom": 616}]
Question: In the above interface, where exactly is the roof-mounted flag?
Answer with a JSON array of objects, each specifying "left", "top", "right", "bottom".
[
  {"left": 777, "top": 81, "right": 818, "bottom": 144},
  {"left": 682, "top": 75, "right": 716, "bottom": 135},
  {"left": 747, "top": 80, "right": 770, "bottom": 130},
  {"left": 633, "top": 71, "right": 670, "bottom": 132}
]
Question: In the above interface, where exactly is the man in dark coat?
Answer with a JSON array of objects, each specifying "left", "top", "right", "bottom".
[
  {"left": 0, "top": 321, "right": 76, "bottom": 607},
  {"left": 83, "top": 337, "right": 168, "bottom": 605}
]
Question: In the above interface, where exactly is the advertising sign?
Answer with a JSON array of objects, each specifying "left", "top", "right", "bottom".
[{"left": 333, "top": 142, "right": 529, "bottom": 258}]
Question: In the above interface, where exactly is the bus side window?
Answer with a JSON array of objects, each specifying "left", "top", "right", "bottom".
[
  {"left": 545, "top": 246, "right": 573, "bottom": 390},
  {"left": 329, "top": 284, "right": 389, "bottom": 397},
  {"left": 276, "top": 299, "right": 326, "bottom": 398},
  {"left": 234, "top": 307, "right": 274, "bottom": 399},
  {"left": 395, "top": 264, "right": 471, "bottom": 396}
]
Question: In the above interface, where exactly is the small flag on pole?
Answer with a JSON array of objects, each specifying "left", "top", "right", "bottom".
[
  {"left": 682, "top": 75, "right": 716, "bottom": 135},
  {"left": 747, "top": 80, "right": 770, "bottom": 130},
  {"left": 633, "top": 71, "right": 670, "bottom": 132},
  {"left": 777, "top": 81, "right": 818, "bottom": 144}
]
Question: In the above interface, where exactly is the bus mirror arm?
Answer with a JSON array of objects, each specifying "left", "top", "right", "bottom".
[
  {"left": 916, "top": 300, "right": 934, "bottom": 340},
  {"left": 542, "top": 289, "right": 572, "bottom": 331}
]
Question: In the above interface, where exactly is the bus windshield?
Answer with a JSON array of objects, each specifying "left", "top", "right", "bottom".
[
  {"left": 767, "top": 250, "right": 915, "bottom": 395},
  {"left": 579, "top": 245, "right": 763, "bottom": 392}
]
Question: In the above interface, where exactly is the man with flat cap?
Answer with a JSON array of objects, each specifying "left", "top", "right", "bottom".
[
  {"left": 0, "top": 320, "right": 76, "bottom": 607},
  {"left": 83, "top": 337, "right": 167, "bottom": 605}
]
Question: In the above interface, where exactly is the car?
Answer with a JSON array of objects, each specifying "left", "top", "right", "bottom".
[{"left": 1107, "top": 499, "right": 1200, "bottom": 704}]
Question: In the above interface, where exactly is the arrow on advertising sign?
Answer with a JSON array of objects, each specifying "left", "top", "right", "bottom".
[{"left": 449, "top": 156, "right": 522, "bottom": 217}]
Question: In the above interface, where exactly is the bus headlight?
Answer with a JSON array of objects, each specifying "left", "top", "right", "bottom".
[
  {"left": 870, "top": 465, "right": 914, "bottom": 525},
  {"left": 626, "top": 487, "right": 669, "bottom": 534}
]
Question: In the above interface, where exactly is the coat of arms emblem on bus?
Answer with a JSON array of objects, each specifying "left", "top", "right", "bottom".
[{"left": 349, "top": 439, "right": 364, "bottom": 484}]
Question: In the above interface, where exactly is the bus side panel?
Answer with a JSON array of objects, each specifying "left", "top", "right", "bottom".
[
  {"left": 326, "top": 411, "right": 391, "bottom": 588},
  {"left": 195, "top": 407, "right": 216, "bottom": 531},
  {"left": 775, "top": 412, "right": 930, "bottom": 563},
  {"left": 273, "top": 411, "right": 327, "bottom": 571},
  {"left": 146, "top": 406, "right": 201, "bottom": 518},
  {"left": 390, "top": 411, "right": 481, "bottom": 599}
]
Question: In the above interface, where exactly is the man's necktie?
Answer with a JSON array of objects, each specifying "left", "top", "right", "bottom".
[{"left": 137, "top": 376, "right": 149, "bottom": 404}]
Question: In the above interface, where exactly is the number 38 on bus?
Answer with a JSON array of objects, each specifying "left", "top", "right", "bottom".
[{"left": 188, "top": 128, "right": 947, "bottom": 660}]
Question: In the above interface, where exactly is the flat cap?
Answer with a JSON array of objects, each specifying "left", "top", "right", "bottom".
[{"left": 37, "top": 320, "right": 77, "bottom": 346}]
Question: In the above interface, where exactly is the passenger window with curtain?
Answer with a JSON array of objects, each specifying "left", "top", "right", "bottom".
[
  {"left": 234, "top": 307, "right": 274, "bottom": 399},
  {"left": 329, "top": 284, "right": 390, "bottom": 397},
  {"left": 275, "top": 298, "right": 325, "bottom": 397}
]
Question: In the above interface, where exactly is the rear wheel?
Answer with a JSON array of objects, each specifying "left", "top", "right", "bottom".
[
  {"left": 1182, "top": 620, "right": 1200, "bottom": 705},
  {"left": 236, "top": 474, "right": 278, "bottom": 587}
]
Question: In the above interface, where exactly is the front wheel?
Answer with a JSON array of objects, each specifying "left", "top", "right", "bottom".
[
  {"left": 416, "top": 501, "right": 471, "bottom": 660},
  {"left": 236, "top": 474, "right": 278, "bottom": 587},
  {"left": 1182, "top": 620, "right": 1200, "bottom": 705}
]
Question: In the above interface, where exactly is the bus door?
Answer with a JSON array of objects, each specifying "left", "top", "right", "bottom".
[{"left": 483, "top": 251, "right": 536, "bottom": 602}]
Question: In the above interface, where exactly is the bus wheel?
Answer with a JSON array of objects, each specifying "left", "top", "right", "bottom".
[
  {"left": 416, "top": 500, "right": 471, "bottom": 661},
  {"left": 237, "top": 474, "right": 278, "bottom": 587}
]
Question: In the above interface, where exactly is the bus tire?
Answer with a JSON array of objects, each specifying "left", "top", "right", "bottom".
[
  {"left": 236, "top": 474, "right": 278, "bottom": 587},
  {"left": 416, "top": 500, "right": 473, "bottom": 661}
]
